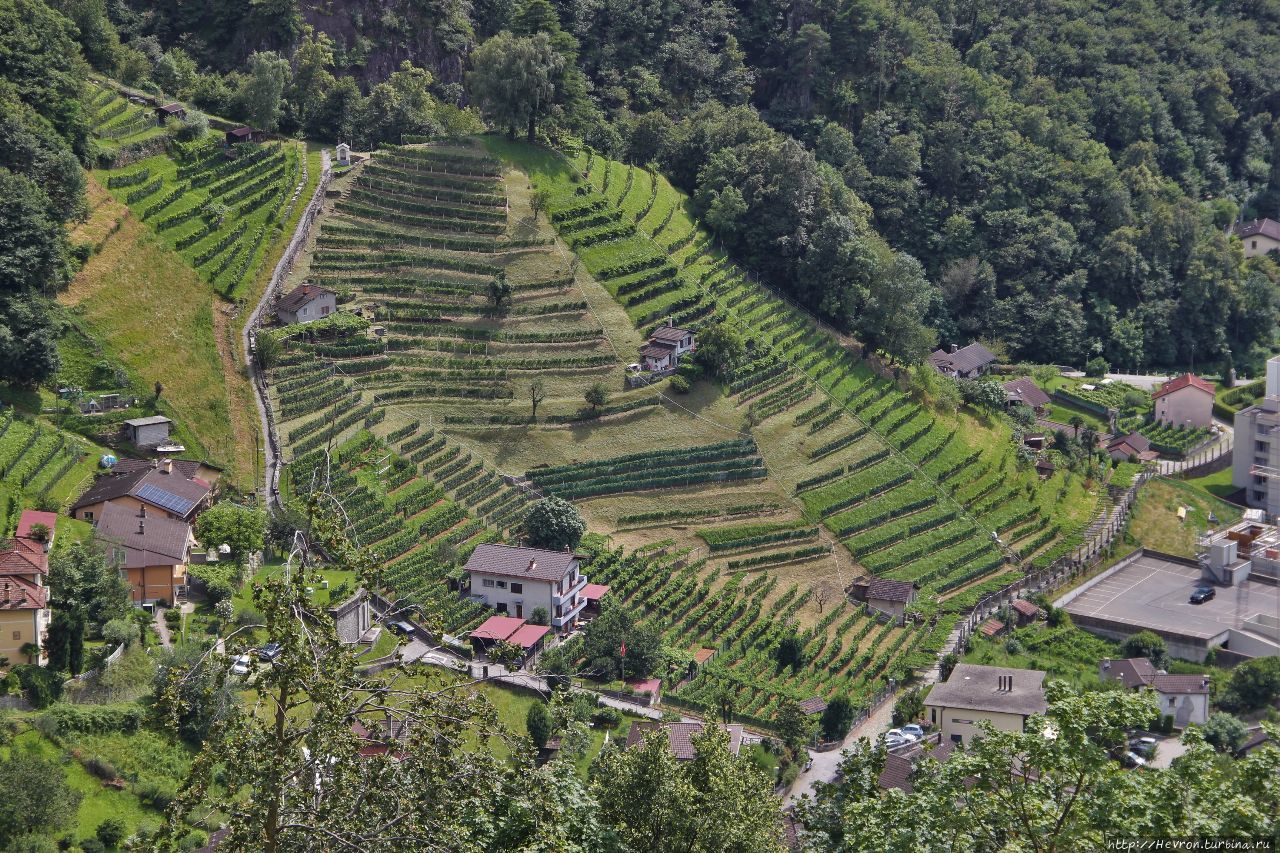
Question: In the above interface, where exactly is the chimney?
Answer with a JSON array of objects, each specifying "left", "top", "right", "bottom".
[
  {"left": 527, "top": 559, "right": 536, "bottom": 573},
  {"left": 137, "top": 518, "right": 145, "bottom": 535},
  {"left": 3, "top": 583, "right": 9, "bottom": 603},
  {"left": 163, "top": 459, "right": 173, "bottom": 475},
  {"left": 151, "top": 459, "right": 159, "bottom": 469},
  {"left": 564, "top": 545, "right": 570, "bottom": 553},
  {"left": 1102, "top": 659, "right": 1111, "bottom": 671},
  {"left": 950, "top": 343, "right": 959, "bottom": 354},
  {"left": 667, "top": 317, "right": 674, "bottom": 327}
]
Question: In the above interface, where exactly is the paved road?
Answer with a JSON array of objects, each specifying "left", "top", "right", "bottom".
[
  {"left": 1150, "top": 736, "right": 1188, "bottom": 769},
  {"left": 153, "top": 608, "right": 173, "bottom": 648},
  {"left": 1062, "top": 371, "right": 1171, "bottom": 391}
]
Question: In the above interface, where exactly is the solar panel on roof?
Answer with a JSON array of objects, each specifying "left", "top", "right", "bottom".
[{"left": 135, "top": 483, "right": 195, "bottom": 516}]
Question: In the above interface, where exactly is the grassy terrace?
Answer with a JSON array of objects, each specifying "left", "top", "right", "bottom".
[{"left": 86, "top": 82, "right": 167, "bottom": 150}]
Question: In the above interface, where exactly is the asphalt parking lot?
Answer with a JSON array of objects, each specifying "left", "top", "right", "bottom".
[{"left": 1064, "top": 554, "right": 1280, "bottom": 640}]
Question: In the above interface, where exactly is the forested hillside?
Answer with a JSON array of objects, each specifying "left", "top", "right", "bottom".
[{"left": 89, "top": 0, "right": 1280, "bottom": 374}]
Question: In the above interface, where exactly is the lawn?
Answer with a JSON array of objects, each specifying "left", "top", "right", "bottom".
[
  {"left": 1042, "top": 401, "right": 1108, "bottom": 431},
  {"left": 1127, "top": 477, "right": 1244, "bottom": 557},
  {"left": 1180, "top": 466, "right": 1239, "bottom": 501},
  {"left": 961, "top": 621, "right": 1121, "bottom": 692}
]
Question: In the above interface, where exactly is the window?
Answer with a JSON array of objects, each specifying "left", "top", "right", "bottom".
[
  {"left": 496, "top": 603, "right": 508, "bottom": 614},
  {"left": 83, "top": 511, "right": 93, "bottom": 522},
  {"left": 511, "top": 583, "right": 522, "bottom": 594},
  {"left": 1168, "top": 697, "right": 1175, "bottom": 708},
  {"left": 497, "top": 580, "right": 507, "bottom": 589},
  {"left": 301, "top": 307, "right": 309, "bottom": 315},
  {"left": 482, "top": 579, "right": 495, "bottom": 588},
  {"left": 1253, "top": 240, "right": 1258, "bottom": 250},
  {"left": 1258, "top": 441, "right": 1269, "bottom": 452},
  {"left": 321, "top": 305, "right": 331, "bottom": 317},
  {"left": 10, "top": 631, "right": 18, "bottom": 641},
  {"left": 950, "top": 734, "right": 963, "bottom": 744}
]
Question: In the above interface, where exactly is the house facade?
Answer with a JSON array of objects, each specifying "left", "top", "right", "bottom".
[
  {"left": 0, "top": 511, "right": 55, "bottom": 664},
  {"left": 925, "top": 663, "right": 1048, "bottom": 745},
  {"left": 1233, "top": 355, "right": 1280, "bottom": 514},
  {"left": 1098, "top": 658, "right": 1209, "bottom": 727},
  {"left": 464, "top": 543, "right": 589, "bottom": 630},
  {"left": 95, "top": 503, "right": 193, "bottom": 604},
  {"left": 1233, "top": 219, "right": 1280, "bottom": 258},
  {"left": 639, "top": 321, "right": 696, "bottom": 372},
  {"left": 850, "top": 577, "right": 917, "bottom": 626},
  {"left": 276, "top": 284, "right": 337, "bottom": 325},
  {"left": 1002, "top": 377, "right": 1051, "bottom": 414},
  {"left": 1152, "top": 374, "right": 1215, "bottom": 429}
]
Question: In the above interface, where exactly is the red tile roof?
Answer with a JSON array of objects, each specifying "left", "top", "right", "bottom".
[
  {"left": 650, "top": 326, "right": 693, "bottom": 344},
  {"left": 625, "top": 721, "right": 743, "bottom": 760},
  {"left": 979, "top": 618, "right": 1006, "bottom": 638},
  {"left": 1154, "top": 374, "right": 1215, "bottom": 400},
  {"left": 640, "top": 343, "right": 675, "bottom": 359},
  {"left": 798, "top": 696, "right": 828, "bottom": 715},
  {"left": 16, "top": 511, "right": 56, "bottom": 540},
  {"left": 692, "top": 647, "right": 717, "bottom": 665},
  {"left": 1100, "top": 657, "right": 1157, "bottom": 690},
  {"left": 277, "top": 283, "right": 334, "bottom": 314},
  {"left": 627, "top": 678, "right": 661, "bottom": 697},
  {"left": 0, "top": 538, "right": 48, "bottom": 576},
  {"left": 866, "top": 577, "right": 916, "bottom": 603},
  {"left": 1011, "top": 599, "right": 1040, "bottom": 618},
  {"left": 0, "top": 576, "right": 46, "bottom": 610},
  {"left": 1234, "top": 218, "right": 1280, "bottom": 241},
  {"left": 581, "top": 583, "right": 610, "bottom": 601},
  {"left": 464, "top": 543, "right": 580, "bottom": 583},
  {"left": 1151, "top": 674, "right": 1211, "bottom": 695},
  {"left": 507, "top": 623, "right": 550, "bottom": 649},
  {"left": 469, "top": 615, "right": 525, "bottom": 642}
]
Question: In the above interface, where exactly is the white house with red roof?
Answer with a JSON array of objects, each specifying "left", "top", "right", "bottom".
[
  {"left": 1233, "top": 218, "right": 1280, "bottom": 258},
  {"left": 639, "top": 320, "right": 696, "bottom": 372},
  {"left": 463, "top": 544, "right": 589, "bottom": 630},
  {"left": 1152, "top": 374, "right": 1215, "bottom": 429},
  {"left": 0, "top": 511, "right": 55, "bottom": 664}
]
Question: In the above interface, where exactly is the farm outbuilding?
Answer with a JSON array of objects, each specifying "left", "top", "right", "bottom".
[{"left": 122, "top": 415, "right": 173, "bottom": 448}]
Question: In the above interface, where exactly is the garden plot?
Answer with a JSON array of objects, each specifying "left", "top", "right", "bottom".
[{"left": 87, "top": 83, "right": 166, "bottom": 147}]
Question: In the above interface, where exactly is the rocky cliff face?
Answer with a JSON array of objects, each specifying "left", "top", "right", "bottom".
[{"left": 300, "top": 0, "right": 473, "bottom": 88}]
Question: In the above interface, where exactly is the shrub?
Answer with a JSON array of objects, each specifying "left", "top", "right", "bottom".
[
  {"left": 95, "top": 818, "right": 126, "bottom": 848},
  {"left": 79, "top": 840, "right": 105, "bottom": 853},
  {"left": 135, "top": 779, "right": 178, "bottom": 811},
  {"left": 669, "top": 375, "right": 691, "bottom": 394},
  {"left": 102, "top": 619, "right": 136, "bottom": 649},
  {"left": 84, "top": 756, "right": 117, "bottom": 781},
  {"left": 204, "top": 578, "right": 235, "bottom": 604},
  {"left": 591, "top": 706, "right": 622, "bottom": 729}
]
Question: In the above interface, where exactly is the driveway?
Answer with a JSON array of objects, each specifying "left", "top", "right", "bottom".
[{"left": 785, "top": 695, "right": 896, "bottom": 806}]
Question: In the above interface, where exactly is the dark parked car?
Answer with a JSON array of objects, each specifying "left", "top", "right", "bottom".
[
  {"left": 258, "top": 641, "right": 283, "bottom": 662},
  {"left": 1190, "top": 586, "right": 1216, "bottom": 604},
  {"left": 389, "top": 620, "right": 417, "bottom": 636}
]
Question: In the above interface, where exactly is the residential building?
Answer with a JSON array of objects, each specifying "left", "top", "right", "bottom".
[
  {"left": 624, "top": 720, "right": 744, "bottom": 761},
  {"left": 925, "top": 663, "right": 1048, "bottom": 745},
  {"left": 464, "top": 543, "right": 589, "bottom": 630},
  {"left": 1233, "top": 218, "right": 1280, "bottom": 258},
  {"left": 94, "top": 502, "right": 193, "bottom": 605},
  {"left": 71, "top": 460, "right": 212, "bottom": 524},
  {"left": 225, "top": 126, "right": 264, "bottom": 145},
  {"left": 0, "top": 511, "right": 54, "bottom": 664},
  {"left": 122, "top": 415, "right": 173, "bottom": 448},
  {"left": 1106, "top": 431, "right": 1158, "bottom": 463},
  {"left": 1097, "top": 657, "right": 1210, "bottom": 727},
  {"left": 1233, "top": 355, "right": 1280, "bottom": 515},
  {"left": 110, "top": 457, "right": 223, "bottom": 487},
  {"left": 639, "top": 320, "right": 696, "bottom": 372},
  {"left": 467, "top": 614, "right": 550, "bottom": 665},
  {"left": 276, "top": 283, "right": 337, "bottom": 325},
  {"left": 928, "top": 342, "right": 997, "bottom": 379},
  {"left": 1152, "top": 374, "right": 1215, "bottom": 429},
  {"left": 1002, "top": 377, "right": 1051, "bottom": 414},
  {"left": 850, "top": 577, "right": 917, "bottom": 626},
  {"left": 877, "top": 739, "right": 957, "bottom": 793}
]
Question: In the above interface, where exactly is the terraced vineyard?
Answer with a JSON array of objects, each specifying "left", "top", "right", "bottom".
[
  {"left": 267, "top": 137, "right": 1099, "bottom": 726},
  {"left": 0, "top": 410, "right": 95, "bottom": 535},
  {"left": 94, "top": 132, "right": 304, "bottom": 298},
  {"left": 288, "top": 430, "right": 500, "bottom": 633},
  {"left": 86, "top": 83, "right": 167, "bottom": 148},
  {"left": 497, "top": 141, "right": 1098, "bottom": 604}
]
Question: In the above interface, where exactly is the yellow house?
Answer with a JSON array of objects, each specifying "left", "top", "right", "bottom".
[
  {"left": 0, "top": 511, "right": 56, "bottom": 664},
  {"left": 925, "top": 664, "right": 1048, "bottom": 746},
  {"left": 94, "top": 503, "right": 193, "bottom": 605}
]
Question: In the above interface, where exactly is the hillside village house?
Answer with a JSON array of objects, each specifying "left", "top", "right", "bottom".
[
  {"left": 0, "top": 511, "right": 56, "bottom": 664},
  {"left": 464, "top": 543, "right": 589, "bottom": 630},
  {"left": 1106, "top": 431, "right": 1158, "bottom": 463},
  {"left": 925, "top": 663, "right": 1048, "bottom": 745},
  {"left": 625, "top": 720, "right": 744, "bottom": 761},
  {"left": 276, "top": 284, "right": 337, "bottom": 325},
  {"left": 1152, "top": 374, "right": 1215, "bottom": 430},
  {"left": 1233, "top": 218, "right": 1280, "bottom": 258},
  {"left": 1098, "top": 658, "right": 1211, "bottom": 727},
  {"left": 639, "top": 321, "right": 696, "bottom": 372},
  {"left": 1002, "top": 377, "right": 1051, "bottom": 415},
  {"left": 225, "top": 126, "right": 265, "bottom": 145},
  {"left": 1234, "top": 355, "right": 1280, "bottom": 512},
  {"left": 849, "top": 577, "right": 918, "bottom": 626},
  {"left": 928, "top": 342, "right": 997, "bottom": 379},
  {"left": 122, "top": 415, "right": 173, "bottom": 448},
  {"left": 95, "top": 502, "right": 194, "bottom": 605},
  {"left": 71, "top": 459, "right": 212, "bottom": 524},
  {"left": 154, "top": 102, "right": 186, "bottom": 123}
]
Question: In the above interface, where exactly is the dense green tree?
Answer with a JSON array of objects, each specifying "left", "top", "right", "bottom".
[
  {"left": 526, "top": 700, "right": 554, "bottom": 749},
  {"left": 47, "top": 541, "right": 132, "bottom": 632},
  {"left": 775, "top": 698, "right": 815, "bottom": 753},
  {"left": 820, "top": 695, "right": 856, "bottom": 742},
  {"left": 0, "top": 754, "right": 81, "bottom": 846},
  {"left": 579, "top": 602, "right": 662, "bottom": 681},
  {"left": 593, "top": 723, "right": 784, "bottom": 852},
  {"left": 521, "top": 496, "right": 585, "bottom": 551},
  {"left": 195, "top": 502, "right": 267, "bottom": 564},
  {"left": 1201, "top": 712, "right": 1249, "bottom": 754},
  {"left": 1120, "top": 630, "right": 1169, "bottom": 670},
  {"left": 1219, "top": 656, "right": 1280, "bottom": 713},
  {"left": 469, "top": 31, "right": 563, "bottom": 142},
  {"left": 238, "top": 51, "right": 290, "bottom": 131},
  {"left": 694, "top": 321, "right": 746, "bottom": 380}
]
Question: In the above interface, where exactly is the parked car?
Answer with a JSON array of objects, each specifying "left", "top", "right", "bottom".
[
  {"left": 887, "top": 728, "right": 919, "bottom": 743},
  {"left": 231, "top": 654, "right": 253, "bottom": 676},
  {"left": 1190, "top": 586, "right": 1216, "bottom": 604},
  {"left": 1121, "top": 750, "right": 1148, "bottom": 768},
  {"left": 882, "top": 734, "right": 909, "bottom": 750},
  {"left": 389, "top": 620, "right": 417, "bottom": 636},
  {"left": 258, "top": 641, "right": 283, "bottom": 663},
  {"left": 901, "top": 724, "right": 925, "bottom": 740}
]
